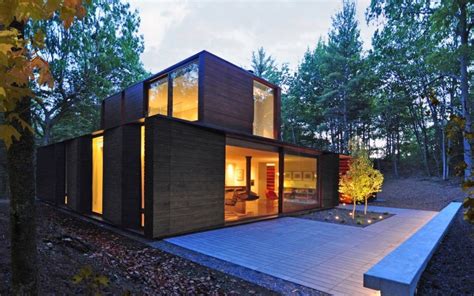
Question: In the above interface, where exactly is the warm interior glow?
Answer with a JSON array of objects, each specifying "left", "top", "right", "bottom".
[
  {"left": 253, "top": 81, "right": 274, "bottom": 139},
  {"left": 283, "top": 154, "right": 319, "bottom": 213},
  {"left": 172, "top": 62, "right": 198, "bottom": 121},
  {"left": 148, "top": 77, "right": 168, "bottom": 116},
  {"left": 141, "top": 126, "right": 145, "bottom": 227},
  {"left": 92, "top": 136, "right": 104, "bottom": 214},
  {"left": 225, "top": 145, "right": 279, "bottom": 222}
]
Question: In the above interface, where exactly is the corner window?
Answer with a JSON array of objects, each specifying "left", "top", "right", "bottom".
[
  {"left": 253, "top": 81, "right": 274, "bottom": 139},
  {"left": 148, "top": 77, "right": 168, "bottom": 116},
  {"left": 172, "top": 62, "right": 198, "bottom": 121}
]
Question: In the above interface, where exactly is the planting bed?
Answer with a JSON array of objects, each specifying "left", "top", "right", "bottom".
[{"left": 296, "top": 208, "right": 394, "bottom": 227}]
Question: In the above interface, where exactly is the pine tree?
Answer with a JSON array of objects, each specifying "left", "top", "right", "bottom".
[{"left": 319, "top": 0, "right": 365, "bottom": 153}]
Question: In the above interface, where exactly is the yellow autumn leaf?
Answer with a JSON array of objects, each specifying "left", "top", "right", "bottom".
[{"left": 0, "top": 124, "right": 21, "bottom": 149}]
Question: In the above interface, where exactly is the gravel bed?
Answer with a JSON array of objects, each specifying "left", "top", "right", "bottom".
[{"left": 296, "top": 208, "right": 394, "bottom": 227}]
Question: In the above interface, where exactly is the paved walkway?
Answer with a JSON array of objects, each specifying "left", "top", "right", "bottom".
[{"left": 166, "top": 206, "right": 437, "bottom": 295}]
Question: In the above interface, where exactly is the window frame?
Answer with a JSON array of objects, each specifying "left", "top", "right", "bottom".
[
  {"left": 252, "top": 78, "right": 278, "bottom": 139},
  {"left": 146, "top": 59, "right": 200, "bottom": 122}
]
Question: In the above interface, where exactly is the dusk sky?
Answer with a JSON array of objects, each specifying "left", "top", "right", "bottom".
[{"left": 127, "top": 0, "right": 377, "bottom": 73}]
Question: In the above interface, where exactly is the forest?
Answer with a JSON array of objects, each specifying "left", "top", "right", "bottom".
[{"left": 251, "top": 0, "right": 473, "bottom": 181}]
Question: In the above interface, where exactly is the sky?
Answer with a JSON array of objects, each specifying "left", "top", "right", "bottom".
[{"left": 127, "top": 0, "right": 377, "bottom": 74}]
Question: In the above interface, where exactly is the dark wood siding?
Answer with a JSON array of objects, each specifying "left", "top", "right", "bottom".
[
  {"left": 103, "top": 93, "right": 122, "bottom": 129},
  {"left": 200, "top": 52, "right": 254, "bottom": 134},
  {"left": 123, "top": 83, "right": 145, "bottom": 123},
  {"left": 36, "top": 144, "right": 56, "bottom": 203},
  {"left": 103, "top": 124, "right": 141, "bottom": 228},
  {"left": 54, "top": 143, "right": 66, "bottom": 205},
  {"left": 65, "top": 136, "right": 92, "bottom": 213},
  {"left": 319, "top": 153, "right": 340, "bottom": 208},
  {"left": 145, "top": 115, "right": 225, "bottom": 238}
]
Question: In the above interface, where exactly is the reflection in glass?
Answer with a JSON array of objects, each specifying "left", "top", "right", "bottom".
[
  {"left": 172, "top": 62, "right": 198, "bottom": 121},
  {"left": 283, "top": 154, "right": 319, "bottom": 213},
  {"left": 148, "top": 77, "right": 168, "bottom": 116},
  {"left": 225, "top": 145, "right": 279, "bottom": 222},
  {"left": 92, "top": 136, "right": 104, "bottom": 214},
  {"left": 253, "top": 81, "right": 274, "bottom": 138}
]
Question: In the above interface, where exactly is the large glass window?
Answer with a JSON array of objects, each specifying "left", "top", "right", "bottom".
[
  {"left": 253, "top": 81, "right": 274, "bottom": 139},
  {"left": 225, "top": 145, "right": 279, "bottom": 222},
  {"left": 92, "top": 136, "right": 104, "bottom": 214},
  {"left": 283, "top": 154, "right": 319, "bottom": 213},
  {"left": 148, "top": 77, "right": 168, "bottom": 116},
  {"left": 172, "top": 62, "right": 198, "bottom": 121}
]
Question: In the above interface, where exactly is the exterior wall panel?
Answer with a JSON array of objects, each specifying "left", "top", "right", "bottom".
[
  {"left": 145, "top": 115, "right": 225, "bottom": 238},
  {"left": 319, "top": 153, "right": 340, "bottom": 208},
  {"left": 103, "top": 93, "right": 122, "bottom": 129},
  {"left": 103, "top": 124, "right": 141, "bottom": 228},
  {"left": 36, "top": 144, "right": 56, "bottom": 203},
  {"left": 200, "top": 53, "right": 254, "bottom": 134},
  {"left": 65, "top": 136, "right": 92, "bottom": 213},
  {"left": 123, "top": 83, "right": 145, "bottom": 123}
]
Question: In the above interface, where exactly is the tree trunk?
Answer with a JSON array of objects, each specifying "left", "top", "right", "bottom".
[
  {"left": 364, "top": 197, "right": 368, "bottom": 215},
  {"left": 459, "top": 3, "right": 472, "bottom": 181},
  {"left": 352, "top": 195, "right": 356, "bottom": 219},
  {"left": 7, "top": 20, "right": 38, "bottom": 295}
]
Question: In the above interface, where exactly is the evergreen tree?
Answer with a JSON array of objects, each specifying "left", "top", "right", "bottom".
[{"left": 319, "top": 0, "right": 365, "bottom": 153}]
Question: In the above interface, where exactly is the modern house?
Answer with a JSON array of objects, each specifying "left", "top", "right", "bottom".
[{"left": 36, "top": 51, "right": 340, "bottom": 239}]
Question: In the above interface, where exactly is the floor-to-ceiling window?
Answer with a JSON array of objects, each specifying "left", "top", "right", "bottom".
[
  {"left": 148, "top": 76, "right": 168, "bottom": 116},
  {"left": 92, "top": 136, "right": 104, "bottom": 214},
  {"left": 172, "top": 62, "right": 198, "bottom": 121},
  {"left": 253, "top": 81, "right": 274, "bottom": 139},
  {"left": 225, "top": 145, "right": 279, "bottom": 222},
  {"left": 283, "top": 154, "right": 319, "bottom": 213}
]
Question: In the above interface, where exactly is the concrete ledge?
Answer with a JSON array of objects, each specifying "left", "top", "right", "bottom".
[{"left": 364, "top": 202, "right": 462, "bottom": 296}]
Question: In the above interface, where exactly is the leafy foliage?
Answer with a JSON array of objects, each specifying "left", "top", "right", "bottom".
[
  {"left": 72, "top": 265, "right": 109, "bottom": 295},
  {"left": 339, "top": 143, "right": 384, "bottom": 216},
  {"left": 26, "top": 0, "right": 149, "bottom": 144},
  {"left": 0, "top": 0, "right": 89, "bottom": 148}
]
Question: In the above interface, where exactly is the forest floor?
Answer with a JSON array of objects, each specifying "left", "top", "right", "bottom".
[
  {"left": 0, "top": 176, "right": 472, "bottom": 295},
  {"left": 373, "top": 176, "right": 474, "bottom": 295},
  {"left": 0, "top": 200, "right": 276, "bottom": 295}
]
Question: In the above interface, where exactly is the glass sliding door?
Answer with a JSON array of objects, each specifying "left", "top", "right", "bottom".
[
  {"left": 283, "top": 154, "right": 319, "bottom": 213},
  {"left": 92, "top": 136, "right": 104, "bottom": 214},
  {"left": 225, "top": 145, "right": 279, "bottom": 222}
]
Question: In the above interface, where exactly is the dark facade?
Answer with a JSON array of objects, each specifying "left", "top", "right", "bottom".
[{"left": 36, "top": 51, "right": 340, "bottom": 239}]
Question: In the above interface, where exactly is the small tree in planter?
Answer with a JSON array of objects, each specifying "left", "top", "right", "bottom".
[{"left": 340, "top": 145, "right": 384, "bottom": 217}]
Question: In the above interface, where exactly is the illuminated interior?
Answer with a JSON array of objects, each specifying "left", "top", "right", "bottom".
[
  {"left": 92, "top": 136, "right": 104, "bottom": 214},
  {"left": 283, "top": 154, "right": 319, "bottom": 213},
  {"left": 172, "top": 62, "right": 198, "bottom": 121},
  {"left": 253, "top": 81, "right": 274, "bottom": 139},
  {"left": 148, "top": 76, "right": 168, "bottom": 116},
  {"left": 140, "top": 126, "right": 145, "bottom": 227},
  {"left": 225, "top": 145, "right": 279, "bottom": 222}
]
